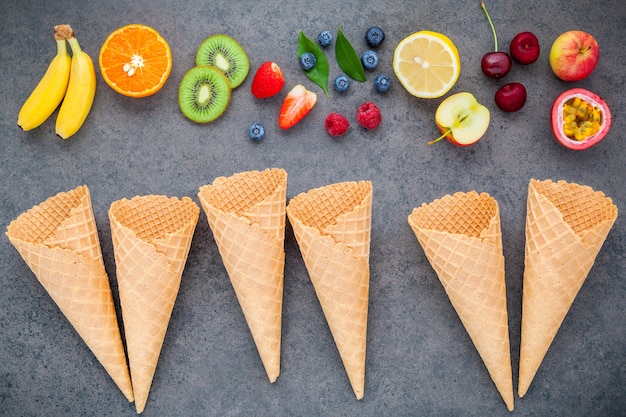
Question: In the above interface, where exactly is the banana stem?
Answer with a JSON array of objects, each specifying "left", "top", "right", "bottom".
[
  {"left": 54, "top": 24, "right": 74, "bottom": 41},
  {"left": 428, "top": 128, "right": 452, "bottom": 145},
  {"left": 481, "top": 2, "right": 498, "bottom": 52}
]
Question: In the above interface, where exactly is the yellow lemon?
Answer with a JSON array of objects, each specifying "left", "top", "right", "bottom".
[{"left": 393, "top": 31, "right": 461, "bottom": 99}]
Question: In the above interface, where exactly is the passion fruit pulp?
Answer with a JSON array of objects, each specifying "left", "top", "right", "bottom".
[{"left": 551, "top": 88, "right": 611, "bottom": 150}]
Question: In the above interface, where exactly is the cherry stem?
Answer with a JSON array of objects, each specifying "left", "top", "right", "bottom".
[
  {"left": 428, "top": 128, "right": 452, "bottom": 145},
  {"left": 481, "top": 2, "right": 498, "bottom": 52}
]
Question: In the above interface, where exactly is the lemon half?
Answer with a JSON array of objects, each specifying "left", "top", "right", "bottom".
[{"left": 393, "top": 31, "right": 461, "bottom": 99}]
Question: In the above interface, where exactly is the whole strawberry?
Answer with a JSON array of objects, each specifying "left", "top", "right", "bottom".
[
  {"left": 251, "top": 62, "right": 285, "bottom": 99},
  {"left": 356, "top": 101, "right": 382, "bottom": 130},
  {"left": 325, "top": 113, "right": 350, "bottom": 137}
]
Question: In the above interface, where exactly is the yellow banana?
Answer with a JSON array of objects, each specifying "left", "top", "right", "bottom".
[
  {"left": 56, "top": 27, "right": 96, "bottom": 140},
  {"left": 17, "top": 27, "right": 71, "bottom": 131}
]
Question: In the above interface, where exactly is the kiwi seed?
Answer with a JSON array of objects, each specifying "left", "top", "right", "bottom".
[
  {"left": 195, "top": 34, "right": 249, "bottom": 89},
  {"left": 178, "top": 66, "right": 231, "bottom": 123}
]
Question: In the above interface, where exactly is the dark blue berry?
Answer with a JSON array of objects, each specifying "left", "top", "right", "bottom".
[
  {"left": 299, "top": 52, "right": 316, "bottom": 71},
  {"left": 361, "top": 50, "right": 379, "bottom": 70},
  {"left": 365, "top": 26, "right": 385, "bottom": 47},
  {"left": 374, "top": 73, "right": 391, "bottom": 92},
  {"left": 318, "top": 30, "right": 333, "bottom": 47},
  {"left": 333, "top": 75, "right": 350, "bottom": 93},
  {"left": 248, "top": 123, "right": 265, "bottom": 141}
]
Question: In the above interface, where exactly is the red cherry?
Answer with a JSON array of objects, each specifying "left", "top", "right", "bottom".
[
  {"left": 480, "top": 2, "right": 512, "bottom": 78},
  {"left": 495, "top": 82, "right": 527, "bottom": 112},
  {"left": 481, "top": 52, "right": 512, "bottom": 78},
  {"left": 510, "top": 32, "right": 540, "bottom": 64}
]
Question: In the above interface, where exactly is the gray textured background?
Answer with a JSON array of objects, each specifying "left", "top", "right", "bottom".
[{"left": 1, "top": 0, "right": 624, "bottom": 416}]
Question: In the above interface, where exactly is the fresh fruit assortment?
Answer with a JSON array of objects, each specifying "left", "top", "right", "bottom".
[
  {"left": 9, "top": 9, "right": 619, "bottom": 416},
  {"left": 18, "top": 24, "right": 95, "bottom": 139},
  {"left": 16, "top": 7, "right": 611, "bottom": 146},
  {"left": 99, "top": 24, "right": 172, "bottom": 98}
]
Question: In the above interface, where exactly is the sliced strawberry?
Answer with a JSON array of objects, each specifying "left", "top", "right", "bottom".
[
  {"left": 278, "top": 85, "right": 317, "bottom": 130},
  {"left": 251, "top": 62, "right": 285, "bottom": 99}
]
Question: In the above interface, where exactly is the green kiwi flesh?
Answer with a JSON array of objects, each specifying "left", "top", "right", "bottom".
[
  {"left": 179, "top": 66, "right": 231, "bottom": 123},
  {"left": 196, "top": 34, "right": 249, "bottom": 88}
]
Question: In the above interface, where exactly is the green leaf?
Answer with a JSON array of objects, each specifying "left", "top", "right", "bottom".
[
  {"left": 297, "top": 32, "right": 329, "bottom": 97},
  {"left": 335, "top": 25, "right": 366, "bottom": 82}
]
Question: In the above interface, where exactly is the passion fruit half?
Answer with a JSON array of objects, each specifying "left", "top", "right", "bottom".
[{"left": 551, "top": 88, "right": 611, "bottom": 150}]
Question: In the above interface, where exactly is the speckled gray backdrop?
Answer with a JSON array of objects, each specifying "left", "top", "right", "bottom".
[{"left": 1, "top": 0, "right": 624, "bottom": 416}]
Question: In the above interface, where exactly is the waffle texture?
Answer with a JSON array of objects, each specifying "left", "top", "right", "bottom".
[
  {"left": 6, "top": 185, "right": 134, "bottom": 402},
  {"left": 198, "top": 168, "right": 287, "bottom": 383},
  {"left": 287, "top": 181, "right": 373, "bottom": 400},
  {"left": 518, "top": 179, "right": 618, "bottom": 397},
  {"left": 408, "top": 191, "right": 514, "bottom": 411},
  {"left": 109, "top": 195, "right": 199, "bottom": 413}
]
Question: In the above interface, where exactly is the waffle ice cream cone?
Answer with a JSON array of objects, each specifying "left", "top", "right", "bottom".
[
  {"left": 5, "top": 185, "right": 134, "bottom": 402},
  {"left": 408, "top": 191, "right": 514, "bottom": 411},
  {"left": 286, "top": 181, "right": 372, "bottom": 400},
  {"left": 198, "top": 168, "right": 287, "bottom": 383},
  {"left": 109, "top": 195, "right": 199, "bottom": 413},
  {"left": 518, "top": 179, "right": 618, "bottom": 397}
]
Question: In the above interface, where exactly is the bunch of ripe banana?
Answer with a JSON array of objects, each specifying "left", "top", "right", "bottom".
[{"left": 18, "top": 24, "right": 96, "bottom": 139}]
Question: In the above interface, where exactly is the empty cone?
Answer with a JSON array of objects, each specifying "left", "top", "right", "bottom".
[
  {"left": 5, "top": 185, "right": 134, "bottom": 402},
  {"left": 198, "top": 168, "right": 287, "bottom": 383},
  {"left": 518, "top": 179, "right": 618, "bottom": 397},
  {"left": 408, "top": 191, "right": 514, "bottom": 411},
  {"left": 109, "top": 195, "right": 199, "bottom": 413},
  {"left": 286, "top": 181, "right": 372, "bottom": 400}
]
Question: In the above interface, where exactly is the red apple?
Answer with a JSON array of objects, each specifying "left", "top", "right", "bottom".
[{"left": 549, "top": 30, "right": 599, "bottom": 81}]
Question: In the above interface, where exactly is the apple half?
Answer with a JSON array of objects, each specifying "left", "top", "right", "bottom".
[
  {"left": 551, "top": 88, "right": 611, "bottom": 150},
  {"left": 430, "top": 92, "right": 490, "bottom": 146}
]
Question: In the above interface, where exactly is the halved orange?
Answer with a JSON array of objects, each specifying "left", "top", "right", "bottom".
[{"left": 99, "top": 24, "right": 172, "bottom": 98}]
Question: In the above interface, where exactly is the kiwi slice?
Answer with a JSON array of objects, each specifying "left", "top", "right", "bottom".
[
  {"left": 178, "top": 66, "right": 231, "bottom": 123},
  {"left": 195, "top": 34, "right": 249, "bottom": 88}
]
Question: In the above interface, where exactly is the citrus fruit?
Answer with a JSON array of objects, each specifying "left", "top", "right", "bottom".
[
  {"left": 99, "top": 24, "right": 172, "bottom": 98},
  {"left": 393, "top": 31, "right": 461, "bottom": 99}
]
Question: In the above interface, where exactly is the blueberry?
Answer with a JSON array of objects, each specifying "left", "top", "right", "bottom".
[
  {"left": 374, "top": 73, "right": 391, "bottom": 92},
  {"left": 299, "top": 52, "right": 316, "bottom": 71},
  {"left": 361, "top": 50, "right": 379, "bottom": 70},
  {"left": 333, "top": 74, "right": 350, "bottom": 93},
  {"left": 248, "top": 123, "right": 265, "bottom": 141},
  {"left": 318, "top": 30, "right": 333, "bottom": 47},
  {"left": 365, "top": 26, "right": 385, "bottom": 47}
]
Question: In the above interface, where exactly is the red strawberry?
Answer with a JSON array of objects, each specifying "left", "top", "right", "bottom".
[
  {"left": 278, "top": 85, "right": 317, "bottom": 130},
  {"left": 251, "top": 62, "right": 285, "bottom": 99}
]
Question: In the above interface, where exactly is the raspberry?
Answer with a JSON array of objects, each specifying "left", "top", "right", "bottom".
[
  {"left": 325, "top": 112, "right": 350, "bottom": 137},
  {"left": 356, "top": 102, "right": 382, "bottom": 130}
]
